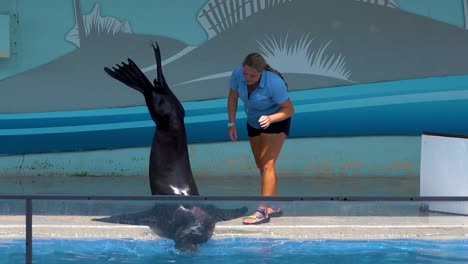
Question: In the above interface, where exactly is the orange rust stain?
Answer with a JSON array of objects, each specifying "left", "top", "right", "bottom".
[
  {"left": 339, "top": 161, "right": 364, "bottom": 171},
  {"left": 383, "top": 161, "right": 413, "bottom": 171}
]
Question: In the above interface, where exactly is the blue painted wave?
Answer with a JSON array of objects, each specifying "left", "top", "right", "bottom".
[{"left": 2, "top": 75, "right": 468, "bottom": 155}]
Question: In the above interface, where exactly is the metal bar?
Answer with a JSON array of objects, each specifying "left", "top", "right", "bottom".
[
  {"left": 25, "top": 198, "right": 32, "bottom": 264},
  {"left": 0, "top": 195, "right": 467, "bottom": 201}
]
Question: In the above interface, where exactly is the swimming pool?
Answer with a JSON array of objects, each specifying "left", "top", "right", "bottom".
[
  {"left": 2, "top": 238, "right": 468, "bottom": 264},
  {"left": 1, "top": 196, "right": 467, "bottom": 264}
]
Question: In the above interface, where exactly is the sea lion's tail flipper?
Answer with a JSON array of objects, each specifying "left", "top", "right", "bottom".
[
  {"left": 104, "top": 56, "right": 155, "bottom": 94},
  {"left": 151, "top": 42, "right": 167, "bottom": 89},
  {"left": 150, "top": 42, "right": 180, "bottom": 99}
]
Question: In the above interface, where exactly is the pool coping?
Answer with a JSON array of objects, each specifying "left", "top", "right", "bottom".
[{"left": 0, "top": 215, "right": 467, "bottom": 240}]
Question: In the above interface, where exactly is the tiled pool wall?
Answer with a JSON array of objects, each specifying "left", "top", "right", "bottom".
[{"left": 0, "top": 136, "right": 420, "bottom": 196}]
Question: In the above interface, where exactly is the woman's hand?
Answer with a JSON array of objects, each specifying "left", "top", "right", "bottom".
[
  {"left": 258, "top": 115, "right": 271, "bottom": 129},
  {"left": 259, "top": 99, "right": 294, "bottom": 128},
  {"left": 228, "top": 126, "right": 238, "bottom": 141}
]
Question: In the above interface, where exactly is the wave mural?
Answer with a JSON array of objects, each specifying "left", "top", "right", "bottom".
[
  {"left": 1, "top": 0, "right": 468, "bottom": 154},
  {"left": 2, "top": 74, "right": 468, "bottom": 154}
]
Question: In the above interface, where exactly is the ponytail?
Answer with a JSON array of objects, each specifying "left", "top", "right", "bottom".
[{"left": 265, "top": 64, "right": 288, "bottom": 89}]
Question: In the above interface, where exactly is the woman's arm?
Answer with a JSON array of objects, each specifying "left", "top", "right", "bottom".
[
  {"left": 227, "top": 89, "right": 239, "bottom": 140},
  {"left": 228, "top": 89, "right": 239, "bottom": 123},
  {"left": 258, "top": 98, "right": 294, "bottom": 129}
]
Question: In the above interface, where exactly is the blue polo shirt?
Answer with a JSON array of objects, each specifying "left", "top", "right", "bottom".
[{"left": 229, "top": 64, "right": 289, "bottom": 129}]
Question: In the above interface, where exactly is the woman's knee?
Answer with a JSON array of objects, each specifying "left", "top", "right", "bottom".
[{"left": 258, "top": 159, "right": 276, "bottom": 172}]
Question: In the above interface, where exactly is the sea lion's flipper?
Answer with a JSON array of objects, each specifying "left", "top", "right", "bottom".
[
  {"left": 104, "top": 57, "right": 155, "bottom": 94},
  {"left": 92, "top": 207, "right": 160, "bottom": 226}
]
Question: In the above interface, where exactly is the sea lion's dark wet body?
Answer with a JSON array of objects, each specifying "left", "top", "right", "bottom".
[
  {"left": 96, "top": 42, "right": 246, "bottom": 251},
  {"left": 104, "top": 42, "right": 197, "bottom": 197},
  {"left": 96, "top": 203, "right": 246, "bottom": 251}
]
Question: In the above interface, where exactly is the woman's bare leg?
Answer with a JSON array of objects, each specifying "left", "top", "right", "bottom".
[{"left": 243, "top": 132, "right": 286, "bottom": 224}]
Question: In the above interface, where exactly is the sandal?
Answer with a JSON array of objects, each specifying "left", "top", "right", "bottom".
[
  {"left": 242, "top": 207, "right": 270, "bottom": 225},
  {"left": 267, "top": 207, "right": 283, "bottom": 218}
]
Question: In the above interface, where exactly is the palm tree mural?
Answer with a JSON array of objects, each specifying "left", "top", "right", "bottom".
[{"left": 67, "top": 0, "right": 132, "bottom": 48}]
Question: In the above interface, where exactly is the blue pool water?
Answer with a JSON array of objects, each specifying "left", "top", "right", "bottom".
[{"left": 1, "top": 238, "right": 467, "bottom": 264}]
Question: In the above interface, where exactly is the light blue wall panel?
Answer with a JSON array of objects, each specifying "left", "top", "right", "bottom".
[{"left": 0, "top": 14, "right": 9, "bottom": 58}]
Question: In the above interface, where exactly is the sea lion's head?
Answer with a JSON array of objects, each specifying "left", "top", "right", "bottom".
[{"left": 172, "top": 205, "right": 217, "bottom": 251}]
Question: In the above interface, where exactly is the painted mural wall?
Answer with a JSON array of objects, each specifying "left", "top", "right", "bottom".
[
  {"left": 0, "top": 14, "right": 9, "bottom": 58},
  {"left": 1, "top": 0, "right": 468, "bottom": 155}
]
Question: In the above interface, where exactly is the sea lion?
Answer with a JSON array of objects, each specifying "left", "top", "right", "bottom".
[{"left": 95, "top": 42, "right": 246, "bottom": 251}]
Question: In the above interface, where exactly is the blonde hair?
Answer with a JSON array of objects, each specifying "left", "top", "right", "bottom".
[{"left": 242, "top": 52, "right": 288, "bottom": 88}]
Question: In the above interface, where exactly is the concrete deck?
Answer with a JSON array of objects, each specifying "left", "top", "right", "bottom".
[{"left": 0, "top": 214, "right": 467, "bottom": 241}]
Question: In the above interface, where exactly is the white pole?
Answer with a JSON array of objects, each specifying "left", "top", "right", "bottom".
[{"left": 464, "top": 0, "right": 468, "bottom": 29}]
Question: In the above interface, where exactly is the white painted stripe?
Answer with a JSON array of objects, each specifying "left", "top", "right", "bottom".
[
  {"left": 140, "top": 46, "right": 197, "bottom": 73},
  {"left": 0, "top": 76, "right": 459, "bottom": 119},
  {"left": 0, "top": 100, "right": 235, "bottom": 119},
  {"left": 295, "top": 89, "right": 468, "bottom": 112},
  {"left": 173, "top": 72, "right": 232, "bottom": 86},
  {"left": 0, "top": 113, "right": 248, "bottom": 135},
  {"left": 0, "top": 121, "right": 154, "bottom": 135},
  {"left": 218, "top": 225, "right": 468, "bottom": 228},
  {"left": 3, "top": 89, "right": 468, "bottom": 135},
  {"left": 0, "top": 106, "right": 148, "bottom": 120},
  {"left": 0, "top": 225, "right": 147, "bottom": 228}
]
